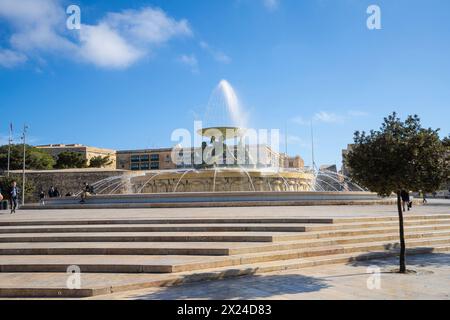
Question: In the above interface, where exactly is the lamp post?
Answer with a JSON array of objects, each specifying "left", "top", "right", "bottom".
[
  {"left": 21, "top": 124, "right": 28, "bottom": 206},
  {"left": 7, "top": 123, "right": 12, "bottom": 177}
]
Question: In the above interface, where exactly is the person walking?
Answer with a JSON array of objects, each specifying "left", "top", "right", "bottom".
[
  {"left": 39, "top": 190, "right": 45, "bottom": 206},
  {"left": 9, "top": 181, "right": 19, "bottom": 214},
  {"left": 400, "top": 190, "right": 411, "bottom": 212},
  {"left": 80, "top": 183, "right": 91, "bottom": 204},
  {"left": 54, "top": 187, "right": 60, "bottom": 198},
  {"left": 422, "top": 191, "right": 428, "bottom": 204}
]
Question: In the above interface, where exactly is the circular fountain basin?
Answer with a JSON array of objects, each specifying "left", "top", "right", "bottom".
[
  {"left": 132, "top": 168, "right": 316, "bottom": 193},
  {"left": 27, "top": 191, "right": 391, "bottom": 209}
]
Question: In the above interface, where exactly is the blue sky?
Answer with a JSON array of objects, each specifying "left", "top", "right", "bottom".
[{"left": 1, "top": 0, "right": 449, "bottom": 168}]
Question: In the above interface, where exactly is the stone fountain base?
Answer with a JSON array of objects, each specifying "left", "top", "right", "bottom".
[
  {"left": 132, "top": 169, "right": 316, "bottom": 193},
  {"left": 23, "top": 191, "right": 398, "bottom": 209}
]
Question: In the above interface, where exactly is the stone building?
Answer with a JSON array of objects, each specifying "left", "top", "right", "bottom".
[
  {"left": 36, "top": 144, "right": 117, "bottom": 169},
  {"left": 116, "top": 145, "right": 305, "bottom": 171},
  {"left": 35, "top": 143, "right": 305, "bottom": 172}
]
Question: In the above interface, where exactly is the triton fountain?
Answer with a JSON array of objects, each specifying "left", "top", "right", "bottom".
[{"left": 37, "top": 80, "right": 380, "bottom": 208}]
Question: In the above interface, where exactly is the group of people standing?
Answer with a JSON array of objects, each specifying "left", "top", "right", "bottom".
[{"left": 38, "top": 186, "right": 61, "bottom": 206}]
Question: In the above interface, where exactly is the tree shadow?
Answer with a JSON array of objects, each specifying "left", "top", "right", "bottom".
[
  {"left": 346, "top": 245, "right": 450, "bottom": 269},
  {"left": 128, "top": 269, "right": 331, "bottom": 300}
]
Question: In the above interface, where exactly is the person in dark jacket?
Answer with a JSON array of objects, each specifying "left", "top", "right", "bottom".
[
  {"left": 39, "top": 190, "right": 45, "bottom": 206},
  {"left": 400, "top": 190, "right": 411, "bottom": 212},
  {"left": 9, "top": 181, "right": 19, "bottom": 214},
  {"left": 48, "top": 186, "right": 55, "bottom": 198}
]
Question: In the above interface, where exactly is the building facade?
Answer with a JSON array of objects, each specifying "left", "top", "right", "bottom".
[
  {"left": 116, "top": 145, "right": 304, "bottom": 171},
  {"left": 36, "top": 144, "right": 305, "bottom": 172},
  {"left": 36, "top": 144, "right": 117, "bottom": 169}
]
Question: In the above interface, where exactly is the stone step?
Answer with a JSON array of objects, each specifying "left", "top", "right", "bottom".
[
  {"left": 305, "top": 219, "right": 450, "bottom": 232},
  {"left": 0, "top": 218, "right": 335, "bottom": 227},
  {"left": 197, "top": 245, "right": 450, "bottom": 277},
  {"left": 0, "top": 223, "right": 311, "bottom": 234},
  {"left": 1, "top": 214, "right": 449, "bottom": 227},
  {"left": 2, "top": 223, "right": 450, "bottom": 243},
  {"left": 1, "top": 224, "right": 294, "bottom": 235},
  {"left": 239, "top": 230, "right": 450, "bottom": 254},
  {"left": 2, "top": 230, "right": 450, "bottom": 257},
  {"left": 278, "top": 224, "right": 450, "bottom": 241},
  {"left": 1, "top": 236, "right": 450, "bottom": 274},
  {"left": 0, "top": 241, "right": 268, "bottom": 256},
  {"left": 206, "top": 237, "right": 450, "bottom": 271},
  {"left": 333, "top": 214, "right": 450, "bottom": 223},
  {"left": 1, "top": 245, "right": 449, "bottom": 298},
  {"left": 0, "top": 254, "right": 229, "bottom": 273},
  {"left": 0, "top": 231, "right": 284, "bottom": 243},
  {"left": 2, "top": 218, "right": 450, "bottom": 235}
]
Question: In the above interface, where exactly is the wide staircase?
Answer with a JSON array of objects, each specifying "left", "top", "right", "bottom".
[{"left": 0, "top": 214, "right": 450, "bottom": 298}]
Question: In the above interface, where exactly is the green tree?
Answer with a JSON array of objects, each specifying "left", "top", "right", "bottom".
[
  {"left": 89, "top": 155, "right": 113, "bottom": 168},
  {"left": 0, "top": 176, "right": 35, "bottom": 202},
  {"left": 0, "top": 144, "right": 55, "bottom": 170},
  {"left": 345, "top": 113, "right": 448, "bottom": 273},
  {"left": 54, "top": 152, "right": 87, "bottom": 169}
]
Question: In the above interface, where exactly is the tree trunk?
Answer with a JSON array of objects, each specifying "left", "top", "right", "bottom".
[{"left": 396, "top": 191, "right": 407, "bottom": 273}]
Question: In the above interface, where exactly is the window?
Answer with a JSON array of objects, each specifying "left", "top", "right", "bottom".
[
  {"left": 140, "top": 155, "right": 149, "bottom": 162},
  {"left": 150, "top": 154, "right": 160, "bottom": 161},
  {"left": 150, "top": 162, "right": 159, "bottom": 170},
  {"left": 140, "top": 163, "right": 150, "bottom": 170},
  {"left": 131, "top": 163, "right": 140, "bottom": 170},
  {"left": 131, "top": 155, "right": 140, "bottom": 163}
]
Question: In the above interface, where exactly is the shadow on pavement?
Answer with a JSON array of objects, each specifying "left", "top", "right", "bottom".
[
  {"left": 129, "top": 272, "right": 331, "bottom": 300},
  {"left": 346, "top": 248, "right": 450, "bottom": 268}
]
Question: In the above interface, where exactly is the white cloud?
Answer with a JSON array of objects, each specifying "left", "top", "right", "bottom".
[
  {"left": 200, "top": 41, "right": 231, "bottom": 64},
  {"left": 78, "top": 23, "right": 143, "bottom": 69},
  {"left": 0, "top": 0, "right": 75, "bottom": 53},
  {"left": 105, "top": 8, "right": 192, "bottom": 44},
  {"left": 0, "top": 1, "right": 192, "bottom": 69},
  {"left": 313, "top": 111, "right": 345, "bottom": 124},
  {"left": 263, "top": 0, "right": 279, "bottom": 11},
  {"left": 178, "top": 54, "right": 198, "bottom": 73},
  {"left": 0, "top": 48, "right": 27, "bottom": 67}
]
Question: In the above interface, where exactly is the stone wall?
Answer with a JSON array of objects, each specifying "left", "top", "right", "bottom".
[{"left": 9, "top": 169, "right": 132, "bottom": 201}]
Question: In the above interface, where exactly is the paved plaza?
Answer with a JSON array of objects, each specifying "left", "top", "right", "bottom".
[
  {"left": 91, "top": 253, "right": 450, "bottom": 300},
  {"left": 0, "top": 200, "right": 448, "bottom": 299},
  {"left": 1, "top": 199, "right": 449, "bottom": 222}
]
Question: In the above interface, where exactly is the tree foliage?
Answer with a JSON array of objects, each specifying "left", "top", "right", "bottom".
[
  {"left": 89, "top": 155, "right": 113, "bottom": 168},
  {"left": 346, "top": 113, "right": 448, "bottom": 196},
  {"left": 0, "top": 144, "right": 55, "bottom": 170},
  {"left": 54, "top": 152, "right": 87, "bottom": 169}
]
